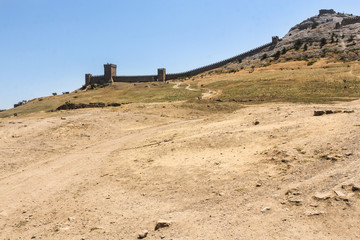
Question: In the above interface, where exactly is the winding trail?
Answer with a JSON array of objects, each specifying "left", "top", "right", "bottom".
[{"left": 172, "top": 82, "right": 219, "bottom": 99}]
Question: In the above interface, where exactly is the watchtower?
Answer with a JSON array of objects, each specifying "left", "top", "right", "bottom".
[
  {"left": 272, "top": 36, "right": 280, "bottom": 44},
  {"left": 85, "top": 74, "right": 92, "bottom": 85},
  {"left": 104, "top": 64, "right": 117, "bottom": 81},
  {"left": 158, "top": 68, "right": 166, "bottom": 82}
]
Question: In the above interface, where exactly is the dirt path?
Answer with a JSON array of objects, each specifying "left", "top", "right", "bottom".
[
  {"left": 1, "top": 100, "right": 360, "bottom": 239},
  {"left": 172, "top": 82, "right": 219, "bottom": 99}
]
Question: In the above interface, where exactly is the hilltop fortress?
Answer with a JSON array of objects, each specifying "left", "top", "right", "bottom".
[
  {"left": 85, "top": 36, "right": 280, "bottom": 85},
  {"left": 84, "top": 9, "right": 360, "bottom": 86}
]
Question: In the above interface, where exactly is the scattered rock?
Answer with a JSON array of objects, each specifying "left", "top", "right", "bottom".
[
  {"left": 155, "top": 220, "right": 171, "bottom": 230},
  {"left": 334, "top": 190, "right": 346, "bottom": 198},
  {"left": 254, "top": 120, "right": 260, "bottom": 125},
  {"left": 322, "top": 154, "right": 339, "bottom": 161},
  {"left": 313, "top": 192, "right": 332, "bottom": 200},
  {"left": 68, "top": 217, "right": 75, "bottom": 222},
  {"left": 344, "top": 110, "right": 355, "bottom": 113},
  {"left": 306, "top": 210, "right": 325, "bottom": 216},
  {"left": 261, "top": 207, "right": 271, "bottom": 212},
  {"left": 314, "top": 111, "right": 325, "bottom": 116},
  {"left": 345, "top": 152, "right": 353, "bottom": 157},
  {"left": 61, "top": 117, "right": 66, "bottom": 120},
  {"left": 288, "top": 198, "right": 303, "bottom": 206},
  {"left": 342, "top": 183, "right": 360, "bottom": 192},
  {"left": 138, "top": 230, "right": 149, "bottom": 239}
]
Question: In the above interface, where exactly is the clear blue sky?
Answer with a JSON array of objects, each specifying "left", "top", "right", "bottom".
[{"left": 0, "top": 0, "right": 359, "bottom": 109}]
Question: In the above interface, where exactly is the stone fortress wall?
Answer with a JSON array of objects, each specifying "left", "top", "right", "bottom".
[
  {"left": 85, "top": 36, "right": 280, "bottom": 85},
  {"left": 84, "top": 9, "right": 360, "bottom": 86}
]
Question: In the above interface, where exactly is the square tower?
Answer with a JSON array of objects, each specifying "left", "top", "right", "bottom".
[
  {"left": 104, "top": 64, "right": 117, "bottom": 81},
  {"left": 158, "top": 68, "right": 166, "bottom": 82}
]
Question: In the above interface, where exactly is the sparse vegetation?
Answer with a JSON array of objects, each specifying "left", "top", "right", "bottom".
[
  {"left": 320, "top": 38, "right": 327, "bottom": 48},
  {"left": 272, "top": 51, "right": 281, "bottom": 60},
  {"left": 307, "top": 59, "right": 317, "bottom": 66},
  {"left": 294, "top": 39, "right": 303, "bottom": 50}
]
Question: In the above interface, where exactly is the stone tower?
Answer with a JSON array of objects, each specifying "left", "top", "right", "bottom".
[
  {"left": 158, "top": 68, "right": 166, "bottom": 82},
  {"left": 104, "top": 64, "right": 117, "bottom": 82},
  {"left": 85, "top": 74, "right": 92, "bottom": 85}
]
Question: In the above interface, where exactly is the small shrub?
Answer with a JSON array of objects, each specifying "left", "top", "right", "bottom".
[
  {"left": 307, "top": 60, "right": 317, "bottom": 66},
  {"left": 294, "top": 39, "right": 303, "bottom": 50},
  {"left": 282, "top": 47, "right": 287, "bottom": 54},
  {"left": 261, "top": 54, "right": 268, "bottom": 60},
  {"left": 272, "top": 51, "right": 281, "bottom": 60},
  {"left": 52, "top": 92, "right": 57, "bottom": 96},
  {"left": 320, "top": 38, "right": 327, "bottom": 48}
]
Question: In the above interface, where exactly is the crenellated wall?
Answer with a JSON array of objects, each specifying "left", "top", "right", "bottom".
[
  {"left": 85, "top": 37, "right": 279, "bottom": 85},
  {"left": 113, "top": 75, "right": 157, "bottom": 82}
]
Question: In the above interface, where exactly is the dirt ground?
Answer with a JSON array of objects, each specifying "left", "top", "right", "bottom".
[{"left": 1, "top": 99, "right": 360, "bottom": 240}]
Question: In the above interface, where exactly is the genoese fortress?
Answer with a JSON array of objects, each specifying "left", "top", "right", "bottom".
[{"left": 85, "top": 36, "right": 280, "bottom": 86}]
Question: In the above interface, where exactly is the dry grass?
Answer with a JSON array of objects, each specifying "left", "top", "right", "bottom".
[
  {"left": 195, "top": 59, "right": 360, "bottom": 104},
  {"left": 0, "top": 82, "right": 200, "bottom": 118},
  {"left": 2, "top": 59, "right": 360, "bottom": 118}
]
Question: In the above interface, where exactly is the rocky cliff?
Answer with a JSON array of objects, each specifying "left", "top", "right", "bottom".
[{"left": 230, "top": 9, "right": 360, "bottom": 69}]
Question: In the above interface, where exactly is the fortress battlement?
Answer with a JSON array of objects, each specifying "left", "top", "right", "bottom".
[{"left": 85, "top": 36, "right": 279, "bottom": 85}]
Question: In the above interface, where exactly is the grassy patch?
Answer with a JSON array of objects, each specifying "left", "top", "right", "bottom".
[
  {"left": 0, "top": 82, "right": 200, "bottom": 118},
  {"left": 204, "top": 60, "right": 360, "bottom": 104}
]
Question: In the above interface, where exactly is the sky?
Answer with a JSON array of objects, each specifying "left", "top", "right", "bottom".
[{"left": 0, "top": 0, "right": 359, "bottom": 109}]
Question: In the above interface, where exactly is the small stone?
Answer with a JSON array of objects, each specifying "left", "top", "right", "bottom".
[
  {"left": 344, "top": 110, "right": 354, "bottom": 113},
  {"left": 160, "top": 235, "right": 165, "bottom": 239},
  {"left": 342, "top": 183, "right": 360, "bottom": 192},
  {"left": 306, "top": 210, "right": 325, "bottom": 216},
  {"left": 138, "top": 230, "right": 149, "bottom": 239},
  {"left": 68, "top": 217, "right": 75, "bottom": 222},
  {"left": 323, "top": 154, "right": 338, "bottom": 161},
  {"left": 254, "top": 120, "right": 260, "bottom": 125},
  {"left": 313, "top": 192, "right": 332, "bottom": 200},
  {"left": 61, "top": 117, "right": 66, "bottom": 120},
  {"left": 261, "top": 207, "right": 271, "bottom": 212},
  {"left": 325, "top": 110, "right": 334, "bottom": 114},
  {"left": 345, "top": 152, "right": 353, "bottom": 157},
  {"left": 314, "top": 111, "right": 325, "bottom": 116},
  {"left": 288, "top": 198, "right": 303, "bottom": 206},
  {"left": 155, "top": 220, "right": 171, "bottom": 230},
  {"left": 334, "top": 190, "right": 346, "bottom": 198},
  {"left": 219, "top": 192, "right": 225, "bottom": 196}
]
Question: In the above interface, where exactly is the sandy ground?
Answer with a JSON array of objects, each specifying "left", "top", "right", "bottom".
[{"left": 1, "top": 99, "right": 360, "bottom": 240}]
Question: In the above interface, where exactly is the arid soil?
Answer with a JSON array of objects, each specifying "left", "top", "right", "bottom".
[{"left": 1, "top": 100, "right": 360, "bottom": 239}]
